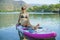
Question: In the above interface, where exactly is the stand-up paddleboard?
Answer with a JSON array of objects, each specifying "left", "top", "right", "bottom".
[{"left": 16, "top": 25, "right": 56, "bottom": 39}]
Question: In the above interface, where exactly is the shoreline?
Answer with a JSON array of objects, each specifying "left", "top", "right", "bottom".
[
  {"left": 0, "top": 12, "right": 59, "bottom": 14},
  {"left": 0, "top": 11, "right": 59, "bottom": 13}
]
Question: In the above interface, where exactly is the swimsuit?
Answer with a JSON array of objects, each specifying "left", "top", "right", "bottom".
[
  {"left": 21, "top": 15, "right": 28, "bottom": 18},
  {"left": 20, "top": 14, "right": 29, "bottom": 26}
]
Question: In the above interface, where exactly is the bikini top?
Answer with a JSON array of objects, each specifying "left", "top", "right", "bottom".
[{"left": 21, "top": 15, "right": 28, "bottom": 18}]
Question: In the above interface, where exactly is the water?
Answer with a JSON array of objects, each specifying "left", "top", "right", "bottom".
[{"left": 0, "top": 12, "right": 60, "bottom": 40}]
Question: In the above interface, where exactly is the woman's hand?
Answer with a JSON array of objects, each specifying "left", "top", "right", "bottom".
[{"left": 16, "top": 23, "right": 19, "bottom": 27}]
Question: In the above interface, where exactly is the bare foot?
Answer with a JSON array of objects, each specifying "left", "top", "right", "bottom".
[
  {"left": 36, "top": 24, "right": 40, "bottom": 27},
  {"left": 34, "top": 24, "right": 40, "bottom": 30}
]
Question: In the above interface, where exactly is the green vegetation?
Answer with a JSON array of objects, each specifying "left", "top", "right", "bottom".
[
  {"left": 27, "top": 4, "right": 60, "bottom": 13},
  {"left": 0, "top": 4, "right": 60, "bottom": 13}
]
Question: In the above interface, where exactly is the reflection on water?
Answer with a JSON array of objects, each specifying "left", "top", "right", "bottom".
[
  {"left": 0, "top": 12, "right": 60, "bottom": 40},
  {"left": 0, "top": 26, "right": 19, "bottom": 40}
]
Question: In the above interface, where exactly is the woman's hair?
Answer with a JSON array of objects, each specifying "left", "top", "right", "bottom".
[{"left": 21, "top": 6, "right": 26, "bottom": 10}]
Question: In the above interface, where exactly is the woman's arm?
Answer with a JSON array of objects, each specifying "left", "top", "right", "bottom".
[
  {"left": 18, "top": 13, "right": 21, "bottom": 24},
  {"left": 27, "top": 13, "right": 39, "bottom": 30},
  {"left": 27, "top": 13, "right": 34, "bottom": 28},
  {"left": 16, "top": 13, "right": 21, "bottom": 29}
]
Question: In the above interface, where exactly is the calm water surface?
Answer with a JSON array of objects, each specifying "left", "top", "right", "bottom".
[{"left": 0, "top": 12, "right": 60, "bottom": 40}]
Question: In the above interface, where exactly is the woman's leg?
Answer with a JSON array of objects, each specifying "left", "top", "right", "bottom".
[{"left": 18, "top": 31, "right": 24, "bottom": 40}]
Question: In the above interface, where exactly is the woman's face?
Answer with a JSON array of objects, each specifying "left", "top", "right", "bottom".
[
  {"left": 21, "top": 7, "right": 26, "bottom": 12},
  {"left": 22, "top": 7, "right": 26, "bottom": 10}
]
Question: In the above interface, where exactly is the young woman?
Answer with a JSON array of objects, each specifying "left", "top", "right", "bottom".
[
  {"left": 17, "top": 6, "right": 39, "bottom": 30},
  {"left": 17, "top": 6, "right": 40, "bottom": 40}
]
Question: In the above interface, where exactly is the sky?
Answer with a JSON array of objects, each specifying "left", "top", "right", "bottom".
[{"left": 14, "top": 0, "right": 59, "bottom": 4}]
